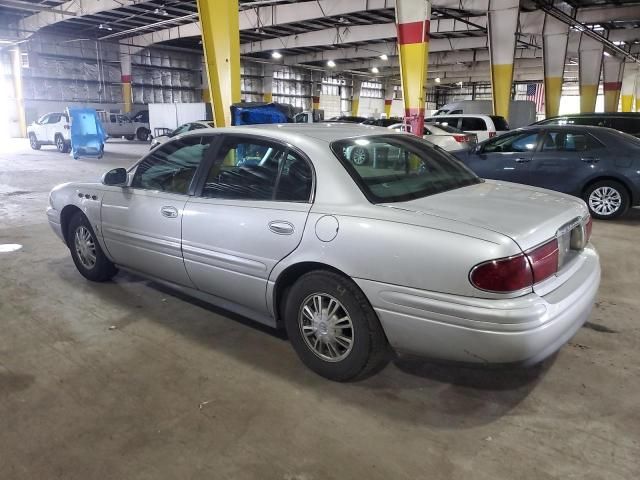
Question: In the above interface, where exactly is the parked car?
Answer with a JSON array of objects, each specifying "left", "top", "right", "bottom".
[
  {"left": 97, "top": 111, "right": 151, "bottom": 141},
  {"left": 293, "top": 110, "right": 325, "bottom": 123},
  {"left": 425, "top": 114, "right": 510, "bottom": 141},
  {"left": 533, "top": 113, "right": 640, "bottom": 137},
  {"left": 362, "top": 117, "right": 404, "bottom": 127},
  {"left": 325, "top": 115, "right": 369, "bottom": 123},
  {"left": 47, "top": 124, "right": 599, "bottom": 381},
  {"left": 27, "top": 112, "right": 71, "bottom": 153},
  {"left": 388, "top": 122, "right": 478, "bottom": 151},
  {"left": 149, "top": 121, "right": 215, "bottom": 149},
  {"left": 434, "top": 100, "right": 536, "bottom": 128},
  {"left": 454, "top": 125, "right": 640, "bottom": 219}
]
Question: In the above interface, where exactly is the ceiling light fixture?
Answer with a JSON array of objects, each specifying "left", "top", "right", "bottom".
[
  {"left": 98, "top": 24, "right": 113, "bottom": 31},
  {"left": 371, "top": 66, "right": 379, "bottom": 73},
  {"left": 272, "top": 51, "right": 282, "bottom": 59},
  {"left": 603, "top": 51, "right": 611, "bottom": 57},
  {"left": 379, "top": 54, "right": 388, "bottom": 61},
  {"left": 154, "top": 8, "right": 168, "bottom": 16},
  {"left": 327, "top": 59, "right": 336, "bottom": 67},
  {"left": 435, "top": 77, "right": 441, "bottom": 83}
]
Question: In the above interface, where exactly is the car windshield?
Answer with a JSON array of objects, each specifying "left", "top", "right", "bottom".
[{"left": 330, "top": 135, "right": 480, "bottom": 203}]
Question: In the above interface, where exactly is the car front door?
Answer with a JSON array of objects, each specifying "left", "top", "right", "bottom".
[
  {"left": 529, "top": 129, "right": 605, "bottom": 194},
  {"left": 465, "top": 130, "right": 540, "bottom": 183},
  {"left": 100, "top": 135, "right": 215, "bottom": 286},
  {"left": 45, "top": 114, "right": 62, "bottom": 143},
  {"left": 181, "top": 136, "right": 314, "bottom": 316}
]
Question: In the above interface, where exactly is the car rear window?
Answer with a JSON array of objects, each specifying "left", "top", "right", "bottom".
[
  {"left": 490, "top": 116, "right": 510, "bottom": 130},
  {"left": 427, "top": 123, "right": 462, "bottom": 134},
  {"left": 330, "top": 135, "right": 481, "bottom": 203},
  {"left": 460, "top": 117, "right": 487, "bottom": 131}
]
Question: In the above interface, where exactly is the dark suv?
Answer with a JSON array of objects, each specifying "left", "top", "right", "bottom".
[{"left": 534, "top": 113, "right": 640, "bottom": 137}]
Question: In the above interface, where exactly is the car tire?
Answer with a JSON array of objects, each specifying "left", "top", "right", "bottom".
[
  {"left": 29, "top": 133, "right": 41, "bottom": 150},
  {"left": 136, "top": 128, "right": 150, "bottom": 141},
  {"left": 124, "top": 134, "right": 135, "bottom": 141},
  {"left": 584, "top": 180, "right": 629, "bottom": 220},
  {"left": 67, "top": 212, "right": 117, "bottom": 282},
  {"left": 284, "top": 270, "right": 390, "bottom": 381},
  {"left": 55, "top": 134, "right": 70, "bottom": 153},
  {"left": 350, "top": 147, "right": 370, "bottom": 166}
]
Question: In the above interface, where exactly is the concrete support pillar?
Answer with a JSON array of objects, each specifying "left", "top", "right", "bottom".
[
  {"left": 487, "top": 0, "right": 519, "bottom": 121},
  {"left": 620, "top": 64, "right": 636, "bottom": 112},
  {"left": 263, "top": 64, "right": 274, "bottom": 103},
  {"left": 201, "top": 57, "right": 210, "bottom": 102},
  {"left": 542, "top": 15, "right": 569, "bottom": 118},
  {"left": 311, "top": 71, "right": 322, "bottom": 111},
  {"left": 197, "top": 0, "right": 240, "bottom": 127},
  {"left": 395, "top": 0, "right": 431, "bottom": 136},
  {"left": 636, "top": 74, "right": 640, "bottom": 112},
  {"left": 383, "top": 79, "right": 394, "bottom": 118},
  {"left": 352, "top": 77, "right": 362, "bottom": 116},
  {"left": 578, "top": 35, "right": 603, "bottom": 113},
  {"left": 603, "top": 55, "right": 624, "bottom": 112},
  {"left": 10, "top": 47, "right": 26, "bottom": 137},
  {"left": 119, "top": 45, "right": 132, "bottom": 113}
]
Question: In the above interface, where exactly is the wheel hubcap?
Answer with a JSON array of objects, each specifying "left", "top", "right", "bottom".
[
  {"left": 57, "top": 138, "right": 63, "bottom": 150},
  {"left": 352, "top": 149, "right": 367, "bottom": 165},
  {"left": 74, "top": 226, "right": 97, "bottom": 269},
  {"left": 299, "top": 293, "right": 354, "bottom": 362},
  {"left": 589, "top": 186, "right": 622, "bottom": 216}
]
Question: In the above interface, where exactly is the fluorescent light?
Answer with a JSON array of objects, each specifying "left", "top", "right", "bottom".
[
  {"left": 603, "top": 51, "right": 611, "bottom": 57},
  {"left": 379, "top": 54, "right": 388, "bottom": 61},
  {"left": 371, "top": 66, "right": 379, "bottom": 73},
  {"left": 271, "top": 51, "right": 282, "bottom": 59},
  {"left": 327, "top": 59, "right": 336, "bottom": 67},
  {"left": 435, "top": 77, "right": 441, "bottom": 83}
]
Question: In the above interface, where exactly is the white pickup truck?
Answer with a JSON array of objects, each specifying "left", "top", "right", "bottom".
[
  {"left": 27, "top": 112, "right": 71, "bottom": 153},
  {"left": 97, "top": 111, "right": 150, "bottom": 141}
]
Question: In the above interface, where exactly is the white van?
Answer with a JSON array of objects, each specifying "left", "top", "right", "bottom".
[
  {"left": 434, "top": 100, "right": 536, "bottom": 128},
  {"left": 425, "top": 114, "right": 510, "bottom": 142}
]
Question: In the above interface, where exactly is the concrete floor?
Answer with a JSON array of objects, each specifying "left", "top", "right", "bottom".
[{"left": 0, "top": 138, "right": 638, "bottom": 480}]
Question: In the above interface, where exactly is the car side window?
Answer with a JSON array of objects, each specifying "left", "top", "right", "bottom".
[
  {"left": 541, "top": 131, "right": 603, "bottom": 152},
  {"left": 202, "top": 139, "right": 312, "bottom": 202},
  {"left": 48, "top": 114, "right": 61, "bottom": 124},
  {"left": 132, "top": 136, "right": 212, "bottom": 194},
  {"left": 483, "top": 132, "right": 539, "bottom": 153},
  {"left": 460, "top": 118, "right": 486, "bottom": 131}
]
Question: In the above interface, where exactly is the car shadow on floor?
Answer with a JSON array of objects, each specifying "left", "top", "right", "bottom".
[{"left": 55, "top": 264, "right": 550, "bottom": 429}]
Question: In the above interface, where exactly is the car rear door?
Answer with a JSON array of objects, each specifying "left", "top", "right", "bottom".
[
  {"left": 101, "top": 135, "right": 215, "bottom": 286},
  {"left": 528, "top": 129, "right": 605, "bottom": 194},
  {"left": 181, "top": 135, "right": 314, "bottom": 316}
]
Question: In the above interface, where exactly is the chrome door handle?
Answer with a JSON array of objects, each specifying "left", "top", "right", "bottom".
[
  {"left": 514, "top": 157, "right": 530, "bottom": 163},
  {"left": 160, "top": 206, "right": 178, "bottom": 218},
  {"left": 269, "top": 221, "right": 294, "bottom": 235}
]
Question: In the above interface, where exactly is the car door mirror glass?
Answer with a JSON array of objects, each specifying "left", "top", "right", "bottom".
[{"left": 102, "top": 168, "right": 128, "bottom": 186}]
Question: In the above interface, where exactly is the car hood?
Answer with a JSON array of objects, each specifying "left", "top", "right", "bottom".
[{"left": 380, "top": 180, "right": 588, "bottom": 251}]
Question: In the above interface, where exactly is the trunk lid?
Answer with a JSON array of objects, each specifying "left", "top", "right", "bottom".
[{"left": 380, "top": 180, "right": 589, "bottom": 252}]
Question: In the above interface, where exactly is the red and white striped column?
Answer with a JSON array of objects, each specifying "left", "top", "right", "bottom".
[
  {"left": 119, "top": 45, "right": 132, "bottom": 113},
  {"left": 395, "top": 0, "right": 430, "bottom": 136}
]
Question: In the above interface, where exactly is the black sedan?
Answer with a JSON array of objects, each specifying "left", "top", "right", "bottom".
[{"left": 454, "top": 125, "right": 640, "bottom": 219}]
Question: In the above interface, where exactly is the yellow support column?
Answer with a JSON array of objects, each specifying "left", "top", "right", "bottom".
[
  {"left": 578, "top": 35, "right": 603, "bottom": 114},
  {"left": 197, "top": 0, "right": 241, "bottom": 127},
  {"left": 10, "top": 47, "right": 26, "bottom": 137},
  {"left": 119, "top": 45, "right": 132, "bottom": 113},
  {"left": 603, "top": 55, "right": 623, "bottom": 112},
  {"left": 542, "top": 15, "right": 569, "bottom": 118},
  {"left": 487, "top": 0, "right": 519, "bottom": 122},
  {"left": 351, "top": 78, "right": 362, "bottom": 116},
  {"left": 620, "top": 64, "right": 635, "bottom": 112},
  {"left": 395, "top": 0, "right": 430, "bottom": 136},
  {"left": 383, "top": 79, "right": 394, "bottom": 118},
  {"left": 262, "top": 64, "right": 273, "bottom": 103}
]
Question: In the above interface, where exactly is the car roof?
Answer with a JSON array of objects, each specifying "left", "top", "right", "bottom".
[
  {"left": 516, "top": 125, "right": 618, "bottom": 133},
  {"left": 427, "top": 113, "right": 501, "bottom": 119},
  {"left": 544, "top": 112, "right": 640, "bottom": 118},
  {"left": 188, "top": 123, "right": 401, "bottom": 143}
]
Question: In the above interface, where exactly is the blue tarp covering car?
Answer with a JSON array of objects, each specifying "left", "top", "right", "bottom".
[
  {"left": 230, "top": 103, "right": 290, "bottom": 126},
  {"left": 67, "top": 107, "right": 106, "bottom": 159}
]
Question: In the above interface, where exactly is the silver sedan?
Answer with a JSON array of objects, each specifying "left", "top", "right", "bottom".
[{"left": 47, "top": 124, "right": 600, "bottom": 381}]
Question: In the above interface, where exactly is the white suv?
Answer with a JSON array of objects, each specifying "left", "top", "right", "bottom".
[
  {"left": 425, "top": 114, "right": 509, "bottom": 142},
  {"left": 27, "top": 112, "right": 71, "bottom": 153}
]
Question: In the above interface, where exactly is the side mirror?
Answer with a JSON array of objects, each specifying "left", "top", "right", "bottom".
[{"left": 102, "top": 168, "right": 127, "bottom": 186}]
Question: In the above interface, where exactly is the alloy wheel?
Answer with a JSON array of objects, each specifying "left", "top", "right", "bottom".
[
  {"left": 298, "top": 293, "right": 354, "bottom": 362},
  {"left": 351, "top": 148, "right": 368, "bottom": 166},
  {"left": 56, "top": 137, "right": 64, "bottom": 152},
  {"left": 74, "top": 226, "right": 97, "bottom": 269},
  {"left": 589, "top": 186, "right": 622, "bottom": 217}
]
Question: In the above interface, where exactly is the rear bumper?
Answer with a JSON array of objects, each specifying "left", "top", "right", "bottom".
[{"left": 355, "top": 246, "right": 600, "bottom": 365}]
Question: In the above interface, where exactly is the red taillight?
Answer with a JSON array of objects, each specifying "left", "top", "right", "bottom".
[
  {"left": 489, "top": 131, "right": 497, "bottom": 138},
  {"left": 526, "top": 239, "right": 559, "bottom": 284},
  {"left": 453, "top": 135, "right": 469, "bottom": 143},
  {"left": 470, "top": 254, "right": 533, "bottom": 293},
  {"left": 585, "top": 215, "right": 593, "bottom": 243},
  {"left": 470, "top": 239, "right": 559, "bottom": 293}
]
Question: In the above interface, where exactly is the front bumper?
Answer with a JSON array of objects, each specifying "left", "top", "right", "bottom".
[
  {"left": 356, "top": 246, "right": 600, "bottom": 365},
  {"left": 47, "top": 207, "right": 65, "bottom": 243}
]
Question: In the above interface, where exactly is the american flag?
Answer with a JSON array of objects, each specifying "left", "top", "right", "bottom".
[{"left": 527, "top": 83, "right": 545, "bottom": 113}]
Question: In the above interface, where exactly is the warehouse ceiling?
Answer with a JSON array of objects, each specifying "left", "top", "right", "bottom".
[{"left": 1, "top": 0, "right": 639, "bottom": 84}]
